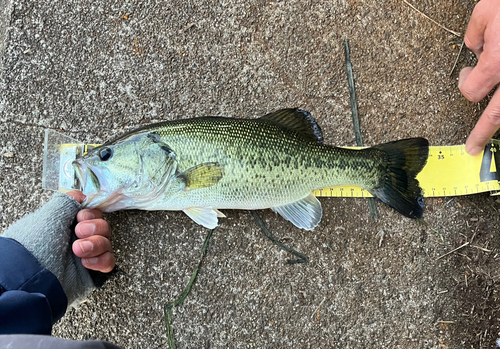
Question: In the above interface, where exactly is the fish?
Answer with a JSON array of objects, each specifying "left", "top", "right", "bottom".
[{"left": 73, "top": 108, "right": 429, "bottom": 230}]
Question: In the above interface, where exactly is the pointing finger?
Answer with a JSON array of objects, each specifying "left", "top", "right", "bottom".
[{"left": 466, "top": 87, "right": 500, "bottom": 155}]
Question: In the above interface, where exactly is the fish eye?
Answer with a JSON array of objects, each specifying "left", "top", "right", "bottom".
[{"left": 98, "top": 147, "right": 113, "bottom": 161}]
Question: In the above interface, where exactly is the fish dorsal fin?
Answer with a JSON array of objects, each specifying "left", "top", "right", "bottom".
[
  {"left": 183, "top": 207, "right": 219, "bottom": 229},
  {"left": 180, "top": 162, "right": 224, "bottom": 190},
  {"left": 260, "top": 108, "right": 324, "bottom": 143},
  {"left": 271, "top": 192, "right": 323, "bottom": 230}
]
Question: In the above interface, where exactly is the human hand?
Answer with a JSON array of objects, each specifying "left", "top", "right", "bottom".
[
  {"left": 458, "top": 0, "right": 500, "bottom": 155},
  {"left": 66, "top": 191, "right": 115, "bottom": 273}
]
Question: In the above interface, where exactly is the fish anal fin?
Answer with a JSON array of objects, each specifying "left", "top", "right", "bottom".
[
  {"left": 214, "top": 209, "right": 226, "bottom": 218},
  {"left": 183, "top": 207, "right": 219, "bottom": 229},
  {"left": 271, "top": 193, "right": 322, "bottom": 230},
  {"left": 260, "top": 108, "right": 324, "bottom": 143},
  {"left": 181, "top": 162, "right": 224, "bottom": 190}
]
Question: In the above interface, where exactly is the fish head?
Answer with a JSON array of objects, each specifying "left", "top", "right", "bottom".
[{"left": 73, "top": 132, "right": 178, "bottom": 211}]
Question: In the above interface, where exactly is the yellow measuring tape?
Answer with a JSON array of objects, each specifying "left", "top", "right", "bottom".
[
  {"left": 313, "top": 140, "right": 500, "bottom": 198},
  {"left": 80, "top": 141, "right": 500, "bottom": 198}
]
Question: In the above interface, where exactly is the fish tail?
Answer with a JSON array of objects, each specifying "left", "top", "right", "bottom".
[{"left": 371, "top": 138, "right": 429, "bottom": 218}]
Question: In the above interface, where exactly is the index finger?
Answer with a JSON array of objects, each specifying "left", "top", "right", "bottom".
[
  {"left": 75, "top": 219, "right": 111, "bottom": 239},
  {"left": 77, "top": 208, "right": 103, "bottom": 222},
  {"left": 466, "top": 87, "right": 500, "bottom": 155}
]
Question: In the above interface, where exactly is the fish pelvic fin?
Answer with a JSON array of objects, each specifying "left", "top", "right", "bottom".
[
  {"left": 271, "top": 193, "right": 322, "bottom": 230},
  {"left": 371, "top": 138, "right": 429, "bottom": 219},
  {"left": 183, "top": 207, "right": 220, "bottom": 229},
  {"left": 179, "top": 162, "right": 224, "bottom": 190}
]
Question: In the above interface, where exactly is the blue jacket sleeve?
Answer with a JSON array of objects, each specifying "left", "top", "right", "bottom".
[{"left": 0, "top": 237, "right": 68, "bottom": 335}]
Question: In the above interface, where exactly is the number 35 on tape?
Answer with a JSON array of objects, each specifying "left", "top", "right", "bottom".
[{"left": 314, "top": 139, "right": 500, "bottom": 198}]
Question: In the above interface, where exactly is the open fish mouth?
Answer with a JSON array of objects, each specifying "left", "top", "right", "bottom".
[
  {"left": 72, "top": 160, "right": 86, "bottom": 190},
  {"left": 72, "top": 160, "right": 100, "bottom": 194}
]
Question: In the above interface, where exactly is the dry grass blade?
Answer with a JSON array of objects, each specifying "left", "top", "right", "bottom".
[
  {"left": 402, "top": 0, "right": 461, "bottom": 37},
  {"left": 436, "top": 241, "right": 470, "bottom": 260},
  {"left": 449, "top": 40, "right": 465, "bottom": 77},
  {"left": 470, "top": 245, "right": 492, "bottom": 253}
]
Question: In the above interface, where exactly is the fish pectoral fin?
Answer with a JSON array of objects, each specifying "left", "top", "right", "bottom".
[
  {"left": 180, "top": 162, "right": 224, "bottom": 190},
  {"left": 183, "top": 207, "right": 220, "bottom": 229},
  {"left": 271, "top": 193, "right": 322, "bottom": 230},
  {"left": 260, "top": 108, "right": 324, "bottom": 144}
]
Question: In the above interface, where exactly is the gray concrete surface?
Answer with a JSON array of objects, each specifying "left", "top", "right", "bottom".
[
  {"left": 0, "top": 0, "right": 12, "bottom": 58},
  {"left": 1, "top": 0, "right": 499, "bottom": 348}
]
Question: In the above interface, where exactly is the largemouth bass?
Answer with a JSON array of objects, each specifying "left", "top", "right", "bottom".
[{"left": 73, "top": 109, "right": 429, "bottom": 230}]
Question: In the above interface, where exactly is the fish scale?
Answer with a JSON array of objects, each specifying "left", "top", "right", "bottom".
[{"left": 147, "top": 117, "right": 383, "bottom": 210}]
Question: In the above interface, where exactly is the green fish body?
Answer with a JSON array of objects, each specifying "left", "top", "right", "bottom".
[{"left": 73, "top": 109, "right": 429, "bottom": 230}]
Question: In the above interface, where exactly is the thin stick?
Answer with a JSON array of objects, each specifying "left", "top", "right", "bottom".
[
  {"left": 251, "top": 211, "right": 309, "bottom": 264},
  {"left": 164, "top": 229, "right": 213, "bottom": 348},
  {"left": 343, "top": 39, "right": 379, "bottom": 221},
  {"left": 310, "top": 297, "right": 327, "bottom": 318},
  {"left": 402, "top": 0, "right": 461, "bottom": 37},
  {"left": 449, "top": 40, "right": 465, "bottom": 77},
  {"left": 344, "top": 40, "right": 362, "bottom": 146},
  {"left": 436, "top": 242, "right": 470, "bottom": 260},
  {"left": 470, "top": 245, "right": 492, "bottom": 253}
]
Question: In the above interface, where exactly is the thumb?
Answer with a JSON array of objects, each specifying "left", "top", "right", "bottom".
[
  {"left": 66, "top": 190, "right": 86, "bottom": 204},
  {"left": 458, "top": 67, "right": 473, "bottom": 90}
]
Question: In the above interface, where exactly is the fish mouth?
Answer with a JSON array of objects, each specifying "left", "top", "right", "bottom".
[
  {"left": 72, "top": 160, "right": 100, "bottom": 197},
  {"left": 72, "top": 160, "right": 86, "bottom": 190}
]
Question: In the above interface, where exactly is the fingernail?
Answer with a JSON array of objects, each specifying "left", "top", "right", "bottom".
[
  {"left": 77, "top": 223, "right": 96, "bottom": 237},
  {"left": 82, "top": 211, "right": 95, "bottom": 220},
  {"left": 466, "top": 144, "right": 483, "bottom": 156},
  {"left": 84, "top": 257, "right": 99, "bottom": 265},
  {"left": 78, "top": 241, "right": 94, "bottom": 254}
]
